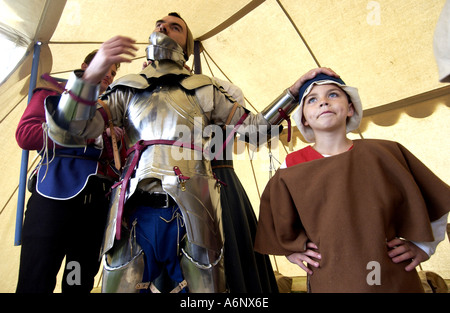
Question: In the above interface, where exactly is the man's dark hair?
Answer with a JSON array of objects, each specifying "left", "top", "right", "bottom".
[{"left": 168, "top": 12, "right": 182, "bottom": 19}]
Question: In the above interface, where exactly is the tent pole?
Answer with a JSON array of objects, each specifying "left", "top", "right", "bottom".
[
  {"left": 15, "top": 41, "right": 42, "bottom": 246},
  {"left": 194, "top": 41, "right": 202, "bottom": 74}
]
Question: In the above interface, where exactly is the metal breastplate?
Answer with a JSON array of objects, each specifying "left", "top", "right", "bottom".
[{"left": 122, "top": 83, "right": 211, "bottom": 195}]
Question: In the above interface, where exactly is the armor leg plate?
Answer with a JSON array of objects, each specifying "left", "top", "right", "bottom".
[
  {"left": 101, "top": 224, "right": 144, "bottom": 293},
  {"left": 180, "top": 237, "right": 226, "bottom": 293},
  {"left": 162, "top": 174, "right": 226, "bottom": 293}
]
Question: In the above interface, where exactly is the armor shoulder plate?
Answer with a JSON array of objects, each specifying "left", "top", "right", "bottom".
[
  {"left": 209, "top": 77, "right": 239, "bottom": 105},
  {"left": 109, "top": 74, "right": 150, "bottom": 90},
  {"left": 179, "top": 74, "right": 213, "bottom": 90}
]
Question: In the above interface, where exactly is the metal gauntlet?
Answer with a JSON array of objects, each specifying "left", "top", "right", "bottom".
[
  {"left": 44, "top": 71, "right": 100, "bottom": 146},
  {"left": 260, "top": 88, "right": 297, "bottom": 125},
  {"left": 55, "top": 71, "right": 99, "bottom": 127}
]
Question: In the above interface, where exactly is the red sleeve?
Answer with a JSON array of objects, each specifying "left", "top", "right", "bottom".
[
  {"left": 285, "top": 146, "right": 323, "bottom": 167},
  {"left": 15, "top": 88, "right": 60, "bottom": 150}
]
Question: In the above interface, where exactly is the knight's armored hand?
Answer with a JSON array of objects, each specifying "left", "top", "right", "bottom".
[
  {"left": 83, "top": 35, "right": 138, "bottom": 86},
  {"left": 288, "top": 67, "right": 340, "bottom": 99}
]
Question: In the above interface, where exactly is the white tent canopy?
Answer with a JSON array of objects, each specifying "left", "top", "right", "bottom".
[{"left": 0, "top": 0, "right": 449, "bottom": 292}]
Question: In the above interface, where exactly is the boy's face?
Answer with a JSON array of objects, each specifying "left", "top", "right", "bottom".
[{"left": 302, "top": 84, "right": 354, "bottom": 133}]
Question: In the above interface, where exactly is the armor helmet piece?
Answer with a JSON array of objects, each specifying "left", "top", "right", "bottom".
[{"left": 146, "top": 32, "right": 185, "bottom": 67}]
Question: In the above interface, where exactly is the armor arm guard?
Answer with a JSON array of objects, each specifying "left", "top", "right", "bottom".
[
  {"left": 206, "top": 83, "right": 291, "bottom": 147},
  {"left": 44, "top": 71, "right": 105, "bottom": 147},
  {"left": 260, "top": 88, "right": 297, "bottom": 125}
]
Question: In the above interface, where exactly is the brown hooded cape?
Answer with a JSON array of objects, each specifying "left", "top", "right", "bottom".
[{"left": 255, "top": 139, "right": 450, "bottom": 292}]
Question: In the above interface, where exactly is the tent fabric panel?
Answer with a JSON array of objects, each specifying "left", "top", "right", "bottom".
[
  {"left": 50, "top": 0, "right": 254, "bottom": 43},
  {"left": 283, "top": 0, "right": 447, "bottom": 109},
  {"left": 201, "top": 0, "right": 320, "bottom": 112}
]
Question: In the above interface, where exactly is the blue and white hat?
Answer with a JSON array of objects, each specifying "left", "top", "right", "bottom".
[{"left": 292, "top": 73, "right": 363, "bottom": 142}]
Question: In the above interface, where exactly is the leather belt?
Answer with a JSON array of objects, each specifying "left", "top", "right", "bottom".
[
  {"left": 132, "top": 190, "right": 176, "bottom": 209},
  {"left": 211, "top": 159, "right": 234, "bottom": 169},
  {"left": 115, "top": 139, "right": 199, "bottom": 240}
]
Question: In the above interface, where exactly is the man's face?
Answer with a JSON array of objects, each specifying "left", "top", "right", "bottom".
[
  {"left": 100, "top": 64, "right": 117, "bottom": 94},
  {"left": 154, "top": 15, "right": 187, "bottom": 52},
  {"left": 81, "top": 62, "right": 117, "bottom": 94}
]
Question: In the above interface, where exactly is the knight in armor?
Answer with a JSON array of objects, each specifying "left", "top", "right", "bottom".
[{"left": 44, "top": 12, "right": 338, "bottom": 292}]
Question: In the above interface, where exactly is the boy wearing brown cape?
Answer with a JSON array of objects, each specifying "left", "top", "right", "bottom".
[{"left": 254, "top": 70, "right": 449, "bottom": 292}]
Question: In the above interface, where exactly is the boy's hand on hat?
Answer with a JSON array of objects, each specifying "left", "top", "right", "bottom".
[{"left": 289, "top": 67, "right": 340, "bottom": 99}]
